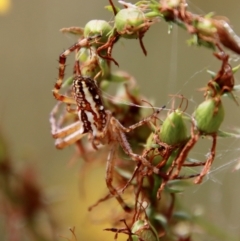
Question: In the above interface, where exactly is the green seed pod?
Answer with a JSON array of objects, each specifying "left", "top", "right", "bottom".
[
  {"left": 193, "top": 98, "right": 225, "bottom": 134},
  {"left": 131, "top": 220, "right": 159, "bottom": 241},
  {"left": 115, "top": 8, "right": 146, "bottom": 39},
  {"left": 83, "top": 20, "right": 112, "bottom": 46},
  {"left": 159, "top": 109, "right": 189, "bottom": 146}
]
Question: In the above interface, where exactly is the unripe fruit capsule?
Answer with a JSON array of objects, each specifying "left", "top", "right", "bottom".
[
  {"left": 83, "top": 20, "right": 112, "bottom": 46},
  {"left": 193, "top": 98, "right": 225, "bottom": 134},
  {"left": 115, "top": 8, "right": 146, "bottom": 39},
  {"left": 159, "top": 109, "right": 188, "bottom": 146}
]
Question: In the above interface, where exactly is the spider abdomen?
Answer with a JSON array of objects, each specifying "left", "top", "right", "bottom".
[{"left": 73, "top": 76, "right": 107, "bottom": 135}]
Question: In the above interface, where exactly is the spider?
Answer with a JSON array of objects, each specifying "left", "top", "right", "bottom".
[{"left": 51, "top": 59, "right": 160, "bottom": 212}]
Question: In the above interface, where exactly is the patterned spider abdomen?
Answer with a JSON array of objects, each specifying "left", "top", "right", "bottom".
[{"left": 72, "top": 76, "right": 107, "bottom": 136}]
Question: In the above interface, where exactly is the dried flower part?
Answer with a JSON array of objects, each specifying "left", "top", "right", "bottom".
[
  {"left": 159, "top": 109, "right": 188, "bottom": 146},
  {"left": 193, "top": 98, "right": 225, "bottom": 134},
  {"left": 115, "top": 8, "right": 147, "bottom": 39},
  {"left": 83, "top": 20, "right": 112, "bottom": 46}
]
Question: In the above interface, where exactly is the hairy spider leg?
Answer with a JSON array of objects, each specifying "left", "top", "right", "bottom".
[
  {"left": 55, "top": 128, "right": 87, "bottom": 149},
  {"left": 109, "top": 113, "right": 161, "bottom": 175},
  {"left": 172, "top": 125, "right": 200, "bottom": 178},
  {"left": 106, "top": 143, "right": 132, "bottom": 212},
  {"left": 88, "top": 193, "right": 112, "bottom": 211},
  {"left": 52, "top": 120, "right": 81, "bottom": 139},
  {"left": 102, "top": 115, "right": 154, "bottom": 211},
  {"left": 53, "top": 36, "right": 101, "bottom": 103},
  {"left": 104, "top": 113, "right": 162, "bottom": 198},
  {"left": 194, "top": 133, "right": 217, "bottom": 184},
  {"left": 50, "top": 101, "right": 87, "bottom": 149}
]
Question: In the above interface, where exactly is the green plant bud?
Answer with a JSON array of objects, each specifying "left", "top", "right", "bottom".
[
  {"left": 159, "top": 109, "right": 188, "bottom": 146},
  {"left": 115, "top": 8, "right": 146, "bottom": 39},
  {"left": 83, "top": 20, "right": 112, "bottom": 46},
  {"left": 131, "top": 220, "right": 159, "bottom": 241},
  {"left": 193, "top": 98, "right": 225, "bottom": 134}
]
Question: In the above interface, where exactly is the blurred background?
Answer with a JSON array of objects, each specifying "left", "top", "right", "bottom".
[{"left": 1, "top": 0, "right": 240, "bottom": 240}]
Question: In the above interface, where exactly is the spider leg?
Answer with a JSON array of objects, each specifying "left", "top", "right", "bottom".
[
  {"left": 172, "top": 127, "right": 200, "bottom": 178},
  {"left": 156, "top": 162, "right": 176, "bottom": 199},
  {"left": 121, "top": 110, "right": 160, "bottom": 133},
  {"left": 106, "top": 143, "right": 132, "bottom": 212},
  {"left": 66, "top": 104, "right": 78, "bottom": 114},
  {"left": 194, "top": 134, "right": 217, "bottom": 184},
  {"left": 110, "top": 117, "right": 160, "bottom": 174},
  {"left": 50, "top": 99, "right": 79, "bottom": 139},
  {"left": 88, "top": 193, "right": 112, "bottom": 211},
  {"left": 50, "top": 103, "right": 87, "bottom": 149},
  {"left": 53, "top": 36, "right": 100, "bottom": 102},
  {"left": 52, "top": 120, "right": 81, "bottom": 139},
  {"left": 49, "top": 101, "right": 63, "bottom": 132},
  {"left": 55, "top": 128, "right": 87, "bottom": 149},
  {"left": 118, "top": 125, "right": 160, "bottom": 176},
  {"left": 120, "top": 162, "right": 142, "bottom": 193}
]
